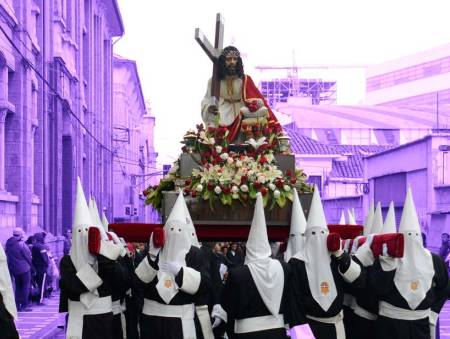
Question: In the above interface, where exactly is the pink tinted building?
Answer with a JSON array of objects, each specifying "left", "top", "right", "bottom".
[{"left": 112, "top": 55, "right": 158, "bottom": 223}]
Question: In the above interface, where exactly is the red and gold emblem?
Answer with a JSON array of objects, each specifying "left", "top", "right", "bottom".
[
  {"left": 320, "top": 282, "right": 329, "bottom": 295},
  {"left": 164, "top": 278, "right": 173, "bottom": 288},
  {"left": 410, "top": 281, "right": 419, "bottom": 291}
]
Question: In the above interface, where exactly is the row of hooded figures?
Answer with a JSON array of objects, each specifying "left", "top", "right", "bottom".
[{"left": 1, "top": 176, "right": 446, "bottom": 339}]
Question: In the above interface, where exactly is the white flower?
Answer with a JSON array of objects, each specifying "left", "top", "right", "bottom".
[
  {"left": 215, "top": 145, "right": 223, "bottom": 154},
  {"left": 231, "top": 186, "right": 239, "bottom": 194},
  {"left": 283, "top": 185, "right": 291, "bottom": 192},
  {"left": 214, "top": 186, "right": 222, "bottom": 194},
  {"left": 220, "top": 153, "right": 229, "bottom": 160},
  {"left": 240, "top": 184, "right": 249, "bottom": 193},
  {"left": 274, "top": 190, "right": 281, "bottom": 198},
  {"left": 257, "top": 174, "right": 267, "bottom": 184},
  {"left": 196, "top": 184, "right": 203, "bottom": 192},
  {"left": 269, "top": 183, "right": 276, "bottom": 191},
  {"left": 235, "top": 160, "right": 242, "bottom": 168},
  {"left": 227, "top": 157, "right": 234, "bottom": 165}
]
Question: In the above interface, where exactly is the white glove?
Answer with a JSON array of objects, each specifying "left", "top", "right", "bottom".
[
  {"left": 212, "top": 317, "right": 222, "bottom": 329},
  {"left": 148, "top": 233, "right": 160, "bottom": 260},
  {"left": 159, "top": 261, "right": 182, "bottom": 275},
  {"left": 332, "top": 240, "right": 344, "bottom": 258},
  {"left": 366, "top": 234, "right": 375, "bottom": 247},
  {"left": 382, "top": 243, "right": 389, "bottom": 257}
]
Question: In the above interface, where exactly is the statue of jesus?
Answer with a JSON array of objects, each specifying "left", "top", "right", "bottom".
[{"left": 201, "top": 46, "right": 280, "bottom": 143}]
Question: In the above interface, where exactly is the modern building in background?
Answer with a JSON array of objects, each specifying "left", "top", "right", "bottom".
[
  {"left": 364, "top": 133, "right": 450, "bottom": 249},
  {"left": 112, "top": 55, "right": 158, "bottom": 223},
  {"left": 0, "top": 0, "right": 154, "bottom": 246},
  {"left": 365, "top": 43, "right": 450, "bottom": 130}
]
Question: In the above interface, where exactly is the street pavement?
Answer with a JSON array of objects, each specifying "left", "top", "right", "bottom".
[{"left": 16, "top": 291, "right": 62, "bottom": 339}]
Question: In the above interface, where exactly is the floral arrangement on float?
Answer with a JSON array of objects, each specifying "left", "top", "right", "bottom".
[{"left": 144, "top": 121, "right": 312, "bottom": 210}]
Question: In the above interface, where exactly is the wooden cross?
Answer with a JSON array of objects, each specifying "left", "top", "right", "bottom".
[{"left": 195, "top": 13, "right": 224, "bottom": 102}]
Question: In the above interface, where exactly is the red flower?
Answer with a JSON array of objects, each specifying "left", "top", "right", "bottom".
[
  {"left": 240, "top": 176, "right": 248, "bottom": 184},
  {"left": 275, "top": 179, "right": 284, "bottom": 188},
  {"left": 290, "top": 177, "right": 297, "bottom": 184},
  {"left": 286, "top": 169, "right": 293, "bottom": 177},
  {"left": 207, "top": 182, "right": 215, "bottom": 190},
  {"left": 260, "top": 187, "right": 268, "bottom": 196},
  {"left": 254, "top": 182, "right": 262, "bottom": 189},
  {"left": 183, "top": 187, "right": 190, "bottom": 194},
  {"left": 191, "top": 191, "right": 197, "bottom": 198},
  {"left": 247, "top": 101, "right": 259, "bottom": 112},
  {"left": 223, "top": 186, "right": 231, "bottom": 194},
  {"left": 185, "top": 178, "right": 192, "bottom": 186},
  {"left": 208, "top": 127, "right": 216, "bottom": 133},
  {"left": 259, "top": 156, "right": 267, "bottom": 164}
]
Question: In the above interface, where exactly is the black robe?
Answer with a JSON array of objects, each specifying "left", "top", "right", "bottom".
[
  {"left": 0, "top": 294, "right": 19, "bottom": 339},
  {"left": 221, "top": 261, "right": 290, "bottom": 339},
  {"left": 59, "top": 254, "right": 130, "bottom": 339},
  {"left": 138, "top": 246, "right": 211, "bottom": 339},
  {"left": 369, "top": 253, "right": 449, "bottom": 339},
  {"left": 342, "top": 256, "right": 379, "bottom": 339},
  {"left": 288, "top": 253, "right": 366, "bottom": 339},
  {"left": 111, "top": 255, "right": 132, "bottom": 339}
]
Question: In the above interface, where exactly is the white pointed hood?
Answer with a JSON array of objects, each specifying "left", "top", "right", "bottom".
[
  {"left": 295, "top": 186, "right": 337, "bottom": 312},
  {"left": 157, "top": 191, "right": 192, "bottom": 304},
  {"left": 245, "top": 193, "right": 284, "bottom": 316},
  {"left": 0, "top": 242, "right": 17, "bottom": 319},
  {"left": 339, "top": 211, "right": 346, "bottom": 225},
  {"left": 363, "top": 201, "right": 375, "bottom": 236},
  {"left": 284, "top": 190, "right": 306, "bottom": 261},
  {"left": 183, "top": 199, "right": 199, "bottom": 248},
  {"left": 394, "top": 188, "right": 434, "bottom": 310},
  {"left": 370, "top": 202, "right": 383, "bottom": 235},
  {"left": 70, "top": 177, "right": 96, "bottom": 271},
  {"left": 382, "top": 201, "right": 396, "bottom": 234},
  {"left": 101, "top": 212, "right": 109, "bottom": 232},
  {"left": 89, "top": 197, "right": 108, "bottom": 240},
  {"left": 347, "top": 209, "right": 357, "bottom": 225}
]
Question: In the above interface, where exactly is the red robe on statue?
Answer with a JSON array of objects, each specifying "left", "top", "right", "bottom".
[{"left": 225, "top": 75, "right": 281, "bottom": 143}]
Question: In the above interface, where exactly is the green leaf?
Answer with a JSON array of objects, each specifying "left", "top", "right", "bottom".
[
  {"left": 285, "top": 190, "right": 294, "bottom": 202},
  {"left": 249, "top": 189, "right": 257, "bottom": 200},
  {"left": 262, "top": 193, "right": 269, "bottom": 207},
  {"left": 276, "top": 193, "right": 286, "bottom": 208}
]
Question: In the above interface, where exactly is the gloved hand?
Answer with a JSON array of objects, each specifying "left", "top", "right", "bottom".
[
  {"left": 382, "top": 243, "right": 389, "bottom": 257},
  {"left": 327, "top": 233, "right": 344, "bottom": 257},
  {"left": 148, "top": 233, "right": 161, "bottom": 260},
  {"left": 88, "top": 227, "right": 102, "bottom": 255},
  {"left": 212, "top": 316, "right": 222, "bottom": 329},
  {"left": 159, "top": 261, "right": 182, "bottom": 276}
]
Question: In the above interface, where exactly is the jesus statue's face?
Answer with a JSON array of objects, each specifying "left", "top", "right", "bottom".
[{"left": 225, "top": 55, "right": 238, "bottom": 76}]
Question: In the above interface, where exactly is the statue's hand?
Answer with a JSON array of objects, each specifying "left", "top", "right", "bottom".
[{"left": 208, "top": 105, "right": 219, "bottom": 115}]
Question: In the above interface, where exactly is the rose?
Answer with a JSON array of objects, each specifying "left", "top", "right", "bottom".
[
  {"left": 183, "top": 187, "right": 190, "bottom": 194},
  {"left": 214, "top": 186, "right": 222, "bottom": 194},
  {"left": 240, "top": 176, "right": 248, "bottom": 184},
  {"left": 235, "top": 160, "right": 242, "bottom": 168},
  {"left": 247, "top": 100, "right": 259, "bottom": 112},
  {"left": 191, "top": 191, "right": 197, "bottom": 198},
  {"left": 223, "top": 186, "right": 231, "bottom": 194},
  {"left": 207, "top": 182, "right": 215, "bottom": 190},
  {"left": 227, "top": 157, "right": 234, "bottom": 165},
  {"left": 215, "top": 145, "right": 223, "bottom": 154},
  {"left": 220, "top": 153, "right": 229, "bottom": 160},
  {"left": 260, "top": 187, "right": 268, "bottom": 196},
  {"left": 274, "top": 190, "right": 281, "bottom": 198},
  {"left": 275, "top": 179, "right": 284, "bottom": 188},
  {"left": 185, "top": 178, "right": 192, "bottom": 186},
  {"left": 283, "top": 185, "right": 291, "bottom": 192},
  {"left": 253, "top": 181, "right": 262, "bottom": 189},
  {"left": 268, "top": 183, "right": 276, "bottom": 191},
  {"left": 290, "top": 177, "right": 297, "bottom": 184},
  {"left": 258, "top": 156, "right": 267, "bottom": 164},
  {"left": 231, "top": 186, "right": 239, "bottom": 194},
  {"left": 240, "top": 184, "right": 249, "bottom": 193},
  {"left": 196, "top": 184, "right": 203, "bottom": 192}
]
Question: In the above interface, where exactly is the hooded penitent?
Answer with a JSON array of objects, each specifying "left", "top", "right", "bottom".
[
  {"left": 0, "top": 242, "right": 17, "bottom": 320},
  {"left": 284, "top": 189, "right": 306, "bottom": 262},
  {"left": 101, "top": 212, "right": 109, "bottom": 233},
  {"left": 394, "top": 188, "right": 434, "bottom": 310},
  {"left": 157, "top": 192, "right": 192, "bottom": 304},
  {"left": 183, "top": 197, "right": 200, "bottom": 248},
  {"left": 370, "top": 202, "right": 384, "bottom": 235},
  {"left": 71, "top": 178, "right": 96, "bottom": 272},
  {"left": 363, "top": 201, "right": 375, "bottom": 236},
  {"left": 244, "top": 193, "right": 284, "bottom": 316},
  {"left": 295, "top": 186, "right": 337, "bottom": 312},
  {"left": 381, "top": 201, "right": 396, "bottom": 234},
  {"left": 347, "top": 209, "right": 357, "bottom": 225},
  {"left": 89, "top": 197, "right": 108, "bottom": 240},
  {"left": 339, "top": 211, "right": 346, "bottom": 225}
]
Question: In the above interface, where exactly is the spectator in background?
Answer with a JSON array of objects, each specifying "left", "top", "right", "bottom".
[
  {"left": 439, "top": 233, "right": 450, "bottom": 272},
  {"left": 5, "top": 227, "right": 32, "bottom": 312},
  {"left": 226, "top": 242, "right": 244, "bottom": 267},
  {"left": 31, "top": 232, "right": 49, "bottom": 304},
  {"left": 63, "top": 229, "right": 72, "bottom": 256}
]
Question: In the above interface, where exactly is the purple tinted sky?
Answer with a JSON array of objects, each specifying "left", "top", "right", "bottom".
[{"left": 114, "top": 0, "right": 450, "bottom": 165}]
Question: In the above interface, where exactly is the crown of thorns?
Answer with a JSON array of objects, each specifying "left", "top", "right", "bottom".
[{"left": 221, "top": 49, "right": 240, "bottom": 58}]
